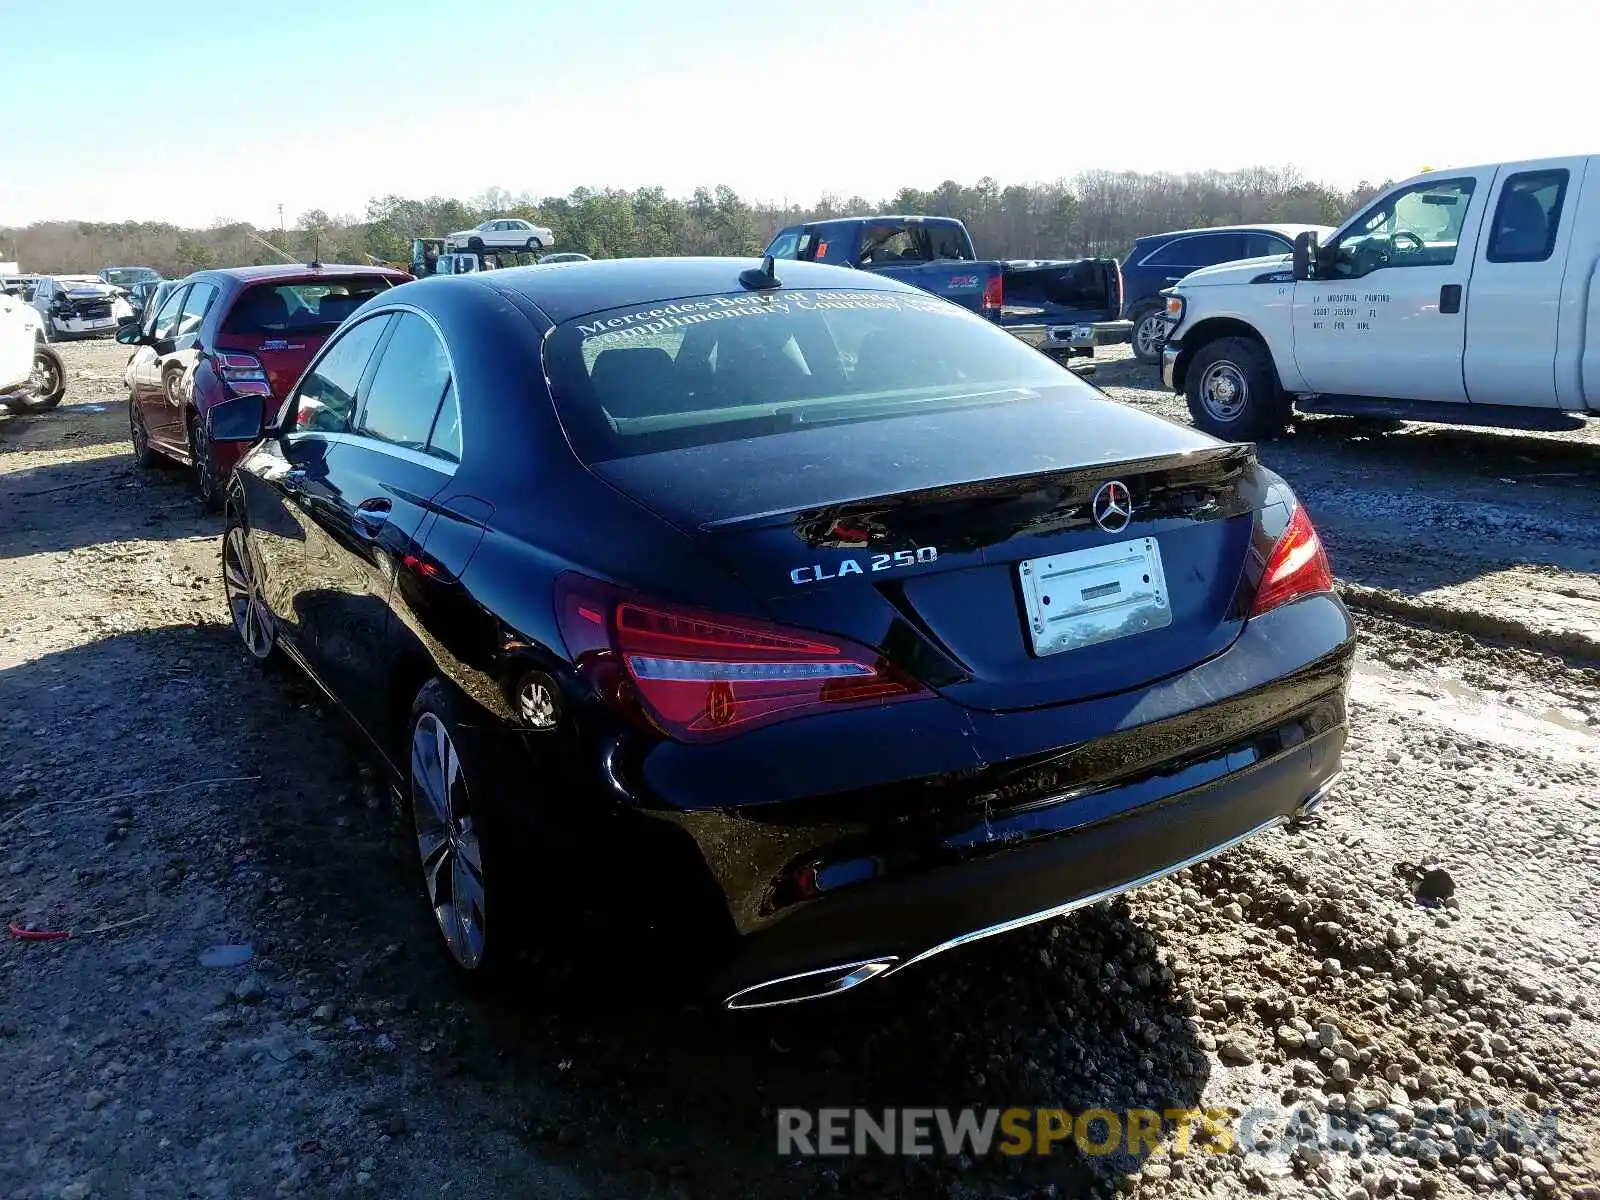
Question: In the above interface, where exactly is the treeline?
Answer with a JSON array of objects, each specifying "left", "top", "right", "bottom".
[{"left": 1, "top": 167, "right": 1385, "bottom": 277}]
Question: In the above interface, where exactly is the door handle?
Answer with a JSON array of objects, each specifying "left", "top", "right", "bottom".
[
  {"left": 353, "top": 499, "right": 391, "bottom": 538},
  {"left": 1439, "top": 284, "right": 1462, "bottom": 314},
  {"left": 1164, "top": 276, "right": 1184, "bottom": 282}
]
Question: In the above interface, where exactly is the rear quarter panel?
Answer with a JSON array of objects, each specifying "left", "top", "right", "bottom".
[{"left": 862, "top": 261, "right": 997, "bottom": 314}]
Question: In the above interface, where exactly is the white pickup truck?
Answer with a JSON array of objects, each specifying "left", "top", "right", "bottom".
[{"left": 1161, "top": 156, "right": 1600, "bottom": 438}]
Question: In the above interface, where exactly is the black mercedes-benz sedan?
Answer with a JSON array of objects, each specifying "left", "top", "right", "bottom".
[{"left": 209, "top": 256, "right": 1354, "bottom": 1010}]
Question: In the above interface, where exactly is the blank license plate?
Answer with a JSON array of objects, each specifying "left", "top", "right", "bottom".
[{"left": 1018, "top": 537, "right": 1171, "bottom": 657}]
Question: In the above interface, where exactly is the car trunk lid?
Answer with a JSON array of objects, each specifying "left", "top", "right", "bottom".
[
  {"left": 213, "top": 330, "right": 329, "bottom": 400},
  {"left": 588, "top": 395, "right": 1261, "bottom": 711}
]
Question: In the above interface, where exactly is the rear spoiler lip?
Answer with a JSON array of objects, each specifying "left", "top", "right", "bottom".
[{"left": 697, "top": 442, "right": 1256, "bottom": 533}]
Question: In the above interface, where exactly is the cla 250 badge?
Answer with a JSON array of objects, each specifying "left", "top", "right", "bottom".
[{"left": 790, "top": 547, "right": 938, "bottom": 585}]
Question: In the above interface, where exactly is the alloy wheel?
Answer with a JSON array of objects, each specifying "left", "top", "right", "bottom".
[
  {"left": 1134, "top": 313, "right": 1167, "bottom": 361},
  {"left": 130, "top": 398, "right": 150, "bottom": 460},
  {"left": 410, "top": 713, "right": 487, "bottom": 970},
  {"left": 190, "top": 414, "right": 217, "bottom": 505},
  {"left": 29, "top": 351, "right": 60, "bottom": 397},
  {"left": 222, "top": 524, "right": 274, "bottom": 660}
]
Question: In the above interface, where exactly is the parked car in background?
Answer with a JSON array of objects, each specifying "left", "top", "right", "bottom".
[
  {"left": 1121, "top": 224, "right": 1334, "bottom": 364},
  {"left": 764, "top": 215, "right": 1127, "bottom": 359},
  {"left": 445, "top": 218, "right": 554, "bottom": 254},
  {"left": 118, "top": 263, "right": 407, "bottom": 507},
  {"left": 1, "top": 275, "right": 36, "bottom": 299},
  {"left": 205, "top": 256, "right": 1352, "bottom": 1008},
  {"left": 536, "top": 252, "right": 592, "bottom": 264},
  {"left": 32, "top": 275, "right": 135, "bottom": 339},
  {"left": 1163, "top": 157, "right": 1600, "bottom": 437},
  {"left": 0, "top": 290, "right": 66, "bottom": 412},
  {"left": 99, "top": 265, "right": 163, "bottom": 290}
]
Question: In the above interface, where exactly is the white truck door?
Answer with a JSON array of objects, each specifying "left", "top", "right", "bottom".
[
  {"left": 1292, "top": 170, "right": 1492, "bottom": 405},
  {"left": 1463, "top": 158, "right": 1588, "bottom": 408}
]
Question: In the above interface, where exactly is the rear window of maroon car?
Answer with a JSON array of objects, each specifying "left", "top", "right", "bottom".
[{"left": 223, "top": 277, "right": 395, "bottom": 336}]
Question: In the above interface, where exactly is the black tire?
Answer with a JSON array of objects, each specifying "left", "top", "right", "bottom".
[
  {"left": 187, "top": 409, "right": 222, "bottom": 512},
  {"left": 2, "top": 346, "right": 66, "bottom": 413},
  {"left": 129, "top": 394, "right": 160, "bottom": 467},
  {"left": 1130, "top": 307, "right": 1168, "bottom": 366},
  {"left": 406, "top": 678, "right": 522, "bottom": 987},
  {"left": 467, "top": 237, "right": 484, "bottom": 253},
  {"left": 524, "top": 237, "right": 538, "bottom": 252},
  {"left": 221, "top": 515, "right": 279, "bottom": 668},
  {"left": 1184, "top": 336, "right": 1293, "bottom": 440}
]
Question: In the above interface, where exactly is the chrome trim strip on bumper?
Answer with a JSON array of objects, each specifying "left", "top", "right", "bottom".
[
  {"left": 723, "top": 957, "right": 898, "bottom": 1011},
  {"left": 890, "top": 813, "right": 1289, "bottom": 975}
]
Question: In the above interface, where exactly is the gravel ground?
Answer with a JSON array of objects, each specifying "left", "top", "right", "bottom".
[{"left": 1, "top": 341, "right": 1597, "bottom": 1200}]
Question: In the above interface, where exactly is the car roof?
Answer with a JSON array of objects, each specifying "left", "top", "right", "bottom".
[
  {"left": 802, "top": 214, "right": 965, "bottom": 229},
  {"left": 1134, "top": 223, "right": 1331, "bottom": 243},
  {"left": 466, "top": 256, "right": 918, "bottom": 324},
  {"left": 191, "top": 263, "right": 410, "bottom": 286}
]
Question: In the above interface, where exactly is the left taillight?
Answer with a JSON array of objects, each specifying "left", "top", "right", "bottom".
[
  {"left": 553, "top": 575, "right": 925, "bottom": 743},
  {"left": 1250, "top": 504, "right": 1334, "bottom": 617},
  {"left": 216, "top": 352, "right": 271, "bottom": 397}
]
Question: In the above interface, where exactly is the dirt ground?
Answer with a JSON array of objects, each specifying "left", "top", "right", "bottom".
[{"left": 1, "top": 340, "right": 1597, "bottom": 1200}]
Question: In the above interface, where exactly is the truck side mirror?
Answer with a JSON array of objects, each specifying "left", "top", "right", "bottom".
[{"left": 1292, "top": 231, "right": 1319, "bottom": 281}]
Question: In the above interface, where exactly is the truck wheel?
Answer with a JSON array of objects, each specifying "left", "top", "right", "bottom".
[
  {"left": 1131, "top": 307, "right": 1167, "bottom": 366},
  {"left": 1184, "top": 337, "right": 1292, "bottom": 440}
]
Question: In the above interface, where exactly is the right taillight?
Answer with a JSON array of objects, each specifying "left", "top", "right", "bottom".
[
  {"left": 216, "top": 352, "right": 270, "bottom": 397},
  {"left": 982, "top": 273, "right": 1003, "bottom": 313},
  {"left": 1250, "top": 504, "right": 1333, "bottom": 617},
  {"left": 553, "top": 574, "right": 925, "bottom": 743}
]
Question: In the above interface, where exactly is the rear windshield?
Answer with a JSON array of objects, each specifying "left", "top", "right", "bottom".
[
  {"left": 543, "top": 287, "right": 1073, "bottom": 463},
  {"left": 222, "top": 277, "right": 395, "bottom": 336}
]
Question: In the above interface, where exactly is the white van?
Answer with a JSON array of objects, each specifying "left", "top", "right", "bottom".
[{"left": 1161, "top": 157, "right": 1600, "bottom": 437}]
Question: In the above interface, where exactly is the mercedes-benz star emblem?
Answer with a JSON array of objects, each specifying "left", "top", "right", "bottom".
[{"left": 1091, "top": 480, "right": 1133, "bottom": 533}]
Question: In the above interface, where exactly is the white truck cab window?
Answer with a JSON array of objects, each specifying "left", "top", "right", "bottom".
[{"left": 1328, "top": 178, "right": 1476, "bottom": 277}]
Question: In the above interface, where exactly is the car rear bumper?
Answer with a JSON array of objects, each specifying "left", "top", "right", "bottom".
[
  {"left": 1009, "top": 319, "right": 1133, "bottom": 353},
  {"left": 573, "top": 593, "right": 1354, "bottom": 1006},
  {"left": 719, "top": 718, "right": 1343, "bottom": 1007}
]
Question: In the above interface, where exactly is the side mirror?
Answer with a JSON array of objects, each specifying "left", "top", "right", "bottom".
[
  {"left": 115, "top": 323, "right": 144, "bottom": 345},
  {"left": 208, "top": 394, "right": 268, "bottom": 443},
  {"left": 1292, "top": 231, "right": 1319, "bottom": 281}
]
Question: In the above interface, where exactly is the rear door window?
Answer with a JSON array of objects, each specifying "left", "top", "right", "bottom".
[
  {"left": 1242, "top": 232, "right": 1293, "bottom": 258},
  {"left": 355, "top": 313, "right": 453, "bottom": 453},
  {"left": 1487, "top": 169, "right": 1569, "bottom": 263},
  {"left": 292, "top": 314, "right": 391, "bottom": 434}
]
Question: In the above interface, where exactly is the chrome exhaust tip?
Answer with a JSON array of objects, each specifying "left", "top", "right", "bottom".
[
  {"left": 1293, "top": 770, "right": 1343, "bottom": 821},
  {"left": 722, "top": 958, "right": 898, "bottom": 1011}
]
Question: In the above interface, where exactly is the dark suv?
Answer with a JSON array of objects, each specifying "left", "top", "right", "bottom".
[{"left": 1122, "top": 224, "right": 1333, "bottom": 364}]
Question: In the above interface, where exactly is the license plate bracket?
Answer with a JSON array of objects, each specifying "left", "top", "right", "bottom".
[{"left": 1018, "top": 536, "right": 1171, "bottom": 658}]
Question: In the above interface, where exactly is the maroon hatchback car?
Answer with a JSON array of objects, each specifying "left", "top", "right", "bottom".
[{"left": 120, "top": 263, "right": 410, "bottom": 507}]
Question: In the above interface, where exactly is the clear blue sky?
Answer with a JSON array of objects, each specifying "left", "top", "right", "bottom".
[{"left": 0, "top": 0, "right": 1587, "bottom": 228}]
